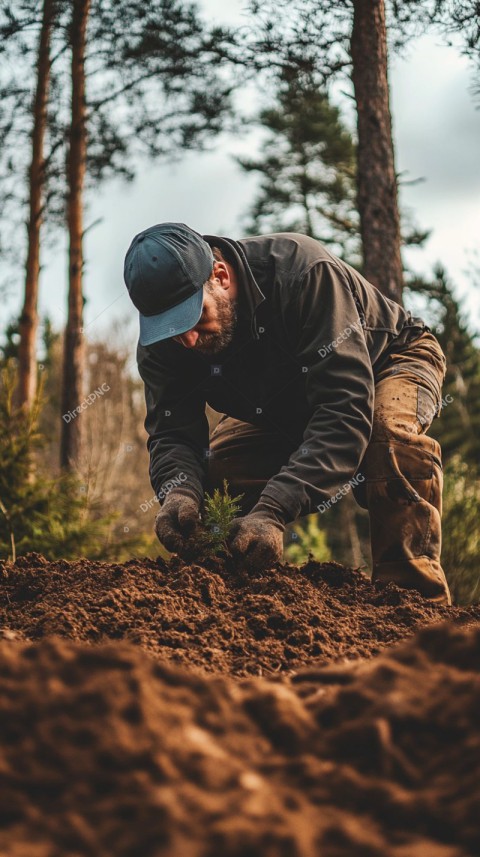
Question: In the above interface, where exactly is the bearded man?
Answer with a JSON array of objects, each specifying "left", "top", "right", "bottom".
[{"left": 124, "top": 222, "right": 451, "bottom": 605}]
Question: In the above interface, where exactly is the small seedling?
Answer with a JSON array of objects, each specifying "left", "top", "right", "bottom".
[{"left": 199, "top": 479, "right": 244, "bottom": 557}]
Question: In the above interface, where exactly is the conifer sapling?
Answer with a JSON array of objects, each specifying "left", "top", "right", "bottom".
[{"left": 199, "top": 479, "right": 244, "bottom": 557}]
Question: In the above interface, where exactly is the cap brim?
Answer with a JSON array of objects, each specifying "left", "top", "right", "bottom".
[{"left": 139, "top": 288, "right": 204, "bottom": 346}]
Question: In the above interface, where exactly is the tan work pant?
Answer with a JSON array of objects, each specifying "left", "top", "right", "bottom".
[{"left": 206, "top": 331, "right": 451, "bottom": 605}]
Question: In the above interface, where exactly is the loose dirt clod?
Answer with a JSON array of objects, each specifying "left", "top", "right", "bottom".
[{"left": 0, "top": 553, "right": 479, "bottom": 856}]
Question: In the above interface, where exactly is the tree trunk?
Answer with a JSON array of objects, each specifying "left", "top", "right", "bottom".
[
  {"left": 351, "top": 0, "right": 403, "bottom": 304},
  {"left": 344, "top": 492, "right": 363, "bottom": 569},
  {"left": 17, "top": 0, "right": 55, "bottom": 409},
  {"left": 60, "top": 0, "right": 90, "bottom": 469}
]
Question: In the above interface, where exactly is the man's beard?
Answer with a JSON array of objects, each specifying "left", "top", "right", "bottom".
[{"left": 195, "top": 290, "right": 238, "bottom": 355}]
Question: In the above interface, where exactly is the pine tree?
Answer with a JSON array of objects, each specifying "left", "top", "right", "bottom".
[
  {"left": 1, "top": 0, "right": 234, "bottom": 467},
  {"left": 351, "top": 0, "right": 403, "bottom": 302},
  {"left": 238, "top": 78, "right": 360, "bottom": 262},
  {"left": 60, "top": 0, "right": 89, "bottom": 469},
  {"left": 246, "top": 0, "right": 405, "bottom": 301},
  {"left": 17, "top": 0, "right": 56, "bottom": 410},
  {"left": 409, "top": 266, "right": 480, "bottom": 464}
]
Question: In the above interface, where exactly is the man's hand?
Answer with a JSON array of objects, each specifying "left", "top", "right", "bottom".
[
  {"left": 227, "top": 512, "right": 284, "bottom": 573},
  {"left": 155, "top": 491, "right": 201, "bottom": 557}
]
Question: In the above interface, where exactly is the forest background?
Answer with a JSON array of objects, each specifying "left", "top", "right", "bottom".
[{"left": 0, "top": 0, "right": 479, "bottom": 604}]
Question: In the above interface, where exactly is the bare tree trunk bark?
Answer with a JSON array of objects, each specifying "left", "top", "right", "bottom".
[
  {"left": 17, "top": 0, "right": 55, "bottom": 409},
  {"left": 351, "top": 0, "right": 403, "bottom": 304},
  {"left": 60, "top": 0, "right": 90, "bottom": 469}
]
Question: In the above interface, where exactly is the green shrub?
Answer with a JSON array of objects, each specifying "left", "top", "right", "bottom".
[
  {"left": 442, "top": 457, "right": 480, "bottom": 604},
  {"left": 284, "top": 515, "right": 331, "bottom": 565},
  {"left": 0, "top": 361, "right": 131, "bottom": 561}
]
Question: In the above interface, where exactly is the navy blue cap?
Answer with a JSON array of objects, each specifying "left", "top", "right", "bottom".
[{"left": 123, "top": 222, "right": 214, "bottom": 346}]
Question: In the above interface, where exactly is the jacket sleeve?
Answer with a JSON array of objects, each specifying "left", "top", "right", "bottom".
[
  {"left": 137, "top": 341, "right": 209, "bottom": 506},
  {"left": 254, "top": 262, "right": 374, "bottom": 524}
]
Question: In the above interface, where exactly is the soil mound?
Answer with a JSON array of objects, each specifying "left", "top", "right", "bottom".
[
  {"left": 0, "top": 622, "right": 479, "bottom": 857},
  {"left": 1, "top": 553, "right": 478, "bottom": 677}
]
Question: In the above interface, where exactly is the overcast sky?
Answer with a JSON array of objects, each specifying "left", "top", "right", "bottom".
[{"left": 5, "top": 0, "right": 480, "bottom": 347}]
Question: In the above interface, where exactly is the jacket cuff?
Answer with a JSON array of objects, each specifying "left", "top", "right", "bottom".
[
  {"left": 248, "top": 494, "right": 290, "bottom": 529},
  {"left": 160, "top": 486, "right": 203, "bottom": 508}
]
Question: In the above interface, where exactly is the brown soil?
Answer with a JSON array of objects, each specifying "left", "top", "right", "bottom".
[
  {"left": 1, "top": 552, "right": 478, "bottom": 676},
  {"left": 0, "top": 552, "right": 479, "bottom": 856}
]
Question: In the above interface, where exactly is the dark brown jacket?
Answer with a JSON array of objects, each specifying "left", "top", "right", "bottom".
[{"left": 137, "top": 232, "right": 427, "bottom": 523}]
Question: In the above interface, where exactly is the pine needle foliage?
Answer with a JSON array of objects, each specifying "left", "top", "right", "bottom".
[
  {"left": 409, "top": 265, "right": 480, "bottom": 464},
  {"left": 238, "top": 77, "right": 360, "bottom": 263},
  {"left": 199, "top": 479, "right": 244, "bottom": 557},
  {"left": 0, "top": 360, "right": 114, "bottom": 561},
  {"left": 442, "top": 457, "right": 480, "bottom": 605}
]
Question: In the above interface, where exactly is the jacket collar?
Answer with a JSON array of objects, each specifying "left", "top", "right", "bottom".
[{"left": 203, "top": 234, "right": 265, "bottom": 340}]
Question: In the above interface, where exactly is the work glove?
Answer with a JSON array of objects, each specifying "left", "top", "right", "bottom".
[
  {"left": 227, "top": 499, "right": 286, "bottom": 573},
  {"left": 155, "top": 491, "right": 202, "bottom": 558}
]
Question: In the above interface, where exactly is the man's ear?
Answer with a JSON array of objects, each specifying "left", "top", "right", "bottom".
[{"left": 213, "top": 261, "right": 231, "bottom": 290}]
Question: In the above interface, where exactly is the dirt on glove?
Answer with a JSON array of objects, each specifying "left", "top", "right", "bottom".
[{"left": 0, "top": 552, "right": 479, "bottom": 856}]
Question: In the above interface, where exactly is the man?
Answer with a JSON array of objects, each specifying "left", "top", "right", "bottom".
[{"left": 124, "top": 222, "right": 451, "bottom": 605}]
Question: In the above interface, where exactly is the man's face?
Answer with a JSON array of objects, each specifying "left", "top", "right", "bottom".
[{"left": 172, "top": 276, "right": 237, "bottom": 355}]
